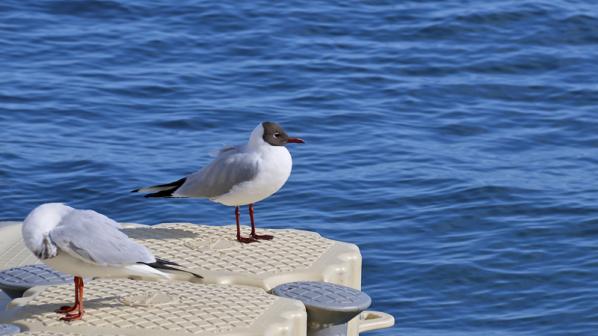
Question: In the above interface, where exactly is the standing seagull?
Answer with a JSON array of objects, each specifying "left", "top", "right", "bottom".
[
  {"left": 22, "top": 203, "right": 201, "bottom": 321},
  {"left": 133, "top": 121, "right": 304, "bottom": 243}
]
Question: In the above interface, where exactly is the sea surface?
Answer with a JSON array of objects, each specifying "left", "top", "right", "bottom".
[{"left": 1, "top": 0, "right": 598, "bottom": 335}]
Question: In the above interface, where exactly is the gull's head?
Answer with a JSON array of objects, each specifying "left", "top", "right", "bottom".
[
  {"left": 249, "top": 121, "right": 304, "bottom": 147},
  {"left": 22, "top": 203, "right": 73, "bottom": 255},
  {"left": 24, "top": 203, "right": 72, "bottom": 225}
]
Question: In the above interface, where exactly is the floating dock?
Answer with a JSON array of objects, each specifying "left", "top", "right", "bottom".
[{"left": 0, "top": 221, "right": 393, "bottom": 335}]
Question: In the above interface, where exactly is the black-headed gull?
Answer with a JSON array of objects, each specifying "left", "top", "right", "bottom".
[
  {"left": 133, "top": 121, "right": 304, "bottom": 243},
  {"left": 22, "top": 203, "right": 201, "bottom": 321}
]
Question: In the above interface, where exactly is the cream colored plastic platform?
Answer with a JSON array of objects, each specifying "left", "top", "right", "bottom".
[
  {"left": 122, "top": 223, "right": 361, "bottom": 290},
  {"left": 0, "top": 222, "right": 40, "bottom": 270},
  {"left": 2, "top": 279, "right": 306, "bottom": 336},
  {"left": 0, "top": 221, "right": 393, "bottom": 335},
  {"left": 0, "top": 222, "right": 361, "bottom": 291}
]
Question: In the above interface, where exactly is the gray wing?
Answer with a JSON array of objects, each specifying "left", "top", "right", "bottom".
[
  {"left": 174, "top": 145, "right": 259, "bottom": 198},
  {"left": 49, "top": 210, "right": 155, "bottom": 266}
]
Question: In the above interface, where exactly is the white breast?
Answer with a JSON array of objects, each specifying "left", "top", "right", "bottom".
[{"left": 212, "top": 146, "right": 292, "bottom": 206}]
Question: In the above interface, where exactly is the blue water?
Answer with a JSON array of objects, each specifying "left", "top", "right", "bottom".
[{"left": 2, "top": 0, "right": 598, "bottom": 334}]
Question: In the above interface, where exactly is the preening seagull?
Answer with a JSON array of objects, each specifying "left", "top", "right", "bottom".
[
  {"left": 22, "top": 203, "right": 201, "bottom": 321},
  {"left": 133, "top": 121, "right": 304, "bottom": 243}
]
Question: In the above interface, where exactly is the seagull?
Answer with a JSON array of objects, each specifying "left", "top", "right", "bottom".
[
  {"left": 133, "top": 121, "right": 304, "bottom": 243},
  {"left": 21, "top": 203, "right": 201, "bottom": 321}
]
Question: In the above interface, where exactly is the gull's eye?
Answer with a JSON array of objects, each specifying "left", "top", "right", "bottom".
[{"left": 273, "top": 132, "right": 281, "bottom": 138}]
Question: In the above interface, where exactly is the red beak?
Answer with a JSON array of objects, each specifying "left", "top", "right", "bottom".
[{"left": 287, "top": 137, "right": 305, "bottom": 144}]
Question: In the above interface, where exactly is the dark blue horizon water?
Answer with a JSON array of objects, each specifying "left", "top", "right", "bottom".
[{"left": 2, "top": 1, "right": 598, "bottom": 335}]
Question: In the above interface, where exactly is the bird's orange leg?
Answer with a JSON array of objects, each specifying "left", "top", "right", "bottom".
[
  {"left": 236, "top": 206, "right": 257, "bottom": 243},
  {"left": 249, "top": 204, "right": 273, "bottom": 240},
  {"left": 60, "top": 277, "right": 84, "bottom": 321},
  {"left": 56, "top": 276, "right": 81, "bottom": 314}
]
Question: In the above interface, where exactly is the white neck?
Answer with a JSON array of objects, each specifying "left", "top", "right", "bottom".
[
  {"left": 22, "top": 203, "right": 72, "bottom": 253},
  {"left": 247, "top": 123, "right": 267, "bottom": 150}
]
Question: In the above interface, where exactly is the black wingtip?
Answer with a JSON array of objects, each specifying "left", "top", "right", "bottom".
[
  {"left": 140, "top": 258, "right": 203, "bottom": 279},
  {"left": 189, "top": 271, "right": 204, "bottom": 279},
  {"left": 135, "top": 178, "right": 187, "bottom": 198},
  {"left": 144, "top": 189, "right": 175, "bottom": 198},
  {"left": 155, "top": 257, "right": 180, "bottom": 266}
]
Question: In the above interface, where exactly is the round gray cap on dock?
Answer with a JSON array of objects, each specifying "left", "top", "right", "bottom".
[
  {"left": 0, "top": 264, "right": 71, "bottom": 298},
  {"left": 272, "top": 281, "right": 371, "bottom": 326},
  {"left": 0, "top": 324, "right": 20, "bottom": 335}
]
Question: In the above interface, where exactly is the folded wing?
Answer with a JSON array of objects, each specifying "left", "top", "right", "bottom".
[
  {"left": 173, "top": 146, "right": 260, "bottom": 198},
  {"left": 49, "top": 210, "right": 154, "bottom": 266}
]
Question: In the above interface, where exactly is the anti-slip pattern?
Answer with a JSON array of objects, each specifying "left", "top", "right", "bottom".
[
  {"left": 14, "top": 279, "right": 277, "bottom": 335},
  {"left": 0, "top": 223, "right": 40, "bottom": 270},
  {"left": 123, "top": 223, "right": 334, "bottom": 275}
]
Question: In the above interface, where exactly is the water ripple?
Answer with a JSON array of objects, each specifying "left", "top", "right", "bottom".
[{"left": 1, "top": 0, "right": 598, "bottom": 335}]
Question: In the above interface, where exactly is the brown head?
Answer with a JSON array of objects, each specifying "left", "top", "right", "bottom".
[{"left": 261, "top": 121, "right": 305, "bottom": 146}]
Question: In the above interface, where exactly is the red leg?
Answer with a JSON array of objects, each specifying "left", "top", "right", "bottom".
[
  {"left": 56, "top": 276, "right": 80, "bottom": 314},
  {"left": 249, "top": 204, "right": 273, "bottom": 240},
  {"left": 61, "top": 277, "right": 84, "bottom": 321},
  {"left": 235, "top": 206, "right": 257, "bottom": 243}
]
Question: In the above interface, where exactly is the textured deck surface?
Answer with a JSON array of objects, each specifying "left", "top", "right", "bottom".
[
  {"left": 4, "top": 279, "right": 306, "bottom": 336},
  {"left": 124, "top": 224, "right": 334, "bottom": 275},
  {"left": 124, "top": 224, "right": 332, "bottom": 274},
  {"left": 125, "top": 223, "right": 361, "bottom": 290},
  {"left": 0, "top": 222, "right": 361, "bottom": 291},
  {"left": 0, "top": 221, "right": 366, "bottom": 335},
  {"left": 0, "top": 222, "right": 40, "bottom": 270}
]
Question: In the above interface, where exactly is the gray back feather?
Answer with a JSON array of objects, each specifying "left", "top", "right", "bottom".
[
  {"left": 50, "top": 210, "right": 155, "bottom": 266},
  {"left": 174, "top": 145, "right": 259, "bottom": 198}
]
